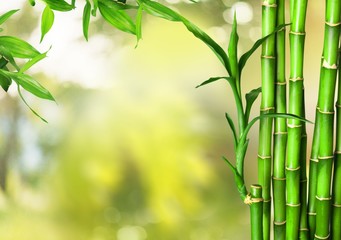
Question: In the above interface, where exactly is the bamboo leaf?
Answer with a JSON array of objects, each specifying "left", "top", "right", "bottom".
[
  {"left": 0, "top": 68, "right": 12, "bottom": 92},
  {"left": 20, "top": 50, "right": 49, "bottom": 74},
  {"left": 225, "top": 112, "right": 238, "bottom": 147},
  {"left": 196, "top": 76, "right": 233, "bottom": 88},
  {"left": 0, "top": 9, "right": 19, "bottom": 25},
  {"left": 0, "top": 45, "right": 20, "bottom": 71},
  {"left": 99, "top": 0, "right": 138, "bottom": 10},
  {"left": 40, "top": 5, "right": 55, "bottom": 43},
  {"left": 2, "top": 70, "right": 55, "bottom": 101},
  {"left": 245, "top": 87, "right": 262, "bottom": 123},
  {"left": 17, "top": 85, "right": 48, "bottom": 123},
  {"left": 98, "top": 2, "right": 136, "bottom": 35},
  {"left": 228, "top": 12, "right": 238, "bottom": 78},
  {"left": 92, "top": 0, "right": 98, "bottom": 16},
  {"left": 238, "top": 23, "right": 290, "bottom": 75},
  {"left": 83, "top": 1, "right": 91, "bottom": 41},
  {"left": 135, "top": 4, "right": 143, "bottom": 46},
  {"left": 140, "top": 0, "right": 232, "bottom": 75},
  {"left": 43, "top": 0, "right": 75, "bottom": 12},
  {"left": 0, "top": 36, "right": 40, "bottom": 59}
]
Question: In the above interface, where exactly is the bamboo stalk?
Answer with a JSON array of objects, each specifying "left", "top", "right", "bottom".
[
  {"left": 272, "top": 0, "right": 286, "bottom": 239},
  {"left": 286, "top": 0, "right": 308, "bottom": 239},
  {"left": 314, "top": 0, "right": 341, "bottom": 238},
  {"left": 259, "top": 1, "right": 277, "bottom": 239},
  {"left": 250, "top": 185, "right": 264, "bottom": 240},
  {"left": 331, "top": 43, "right": 341, "bottom": 239}
]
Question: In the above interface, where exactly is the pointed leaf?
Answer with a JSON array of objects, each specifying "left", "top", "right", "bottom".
[
  {"left": 92, "top": 0, "right": 98, "bottom": 16},
  {"left": 196, "top": 76, "right": 232, "bottom": 88},
  {"left": 20, "top": 50, "right": 49, "bottom": 74},
  {"left": 98, "top": 2, "right": 136, "bottom": 34},
  {"left": 135, "top": 4, "right": 143, "bottom": 45},
  {"left": 225, "top": 112, "right": 238, "bottom": 147},
  {"left": 99, "top": 0, "right": 138, "bottom": 10},
  {"left": 0, "top": 45, "right": 20, "bottom": 71},
  {"left": 40, "top": 6, "right": 54, "bottom": 43},
  {"left": 245, "top": 87, "right": 261, "bottom": 123},
  {"left": 140, "top": 0, "right": 231, "bottom": 75},
  {"left": 2, "top": 70, "right": 55, "bottom": 101},
  {"left": 0, "top": 68, "right": 12, "bottom": 92},
  {"left": 228, "top": 12, "right": 238, "bottom": 78},
  {"left": 0, "top": 36, "right": 40, "bottom": 59},
  {"left": 238, "top": 23, "right": 290, "bottom": 75},
  {"left": 83, "top": 1, "right": 91, "bottom": 41},
  {"left": 43, "top": 0, "right": 75, "bottom": 12},
  {"left": 0, "top": 9, "right": 19, "bottom": 25}
]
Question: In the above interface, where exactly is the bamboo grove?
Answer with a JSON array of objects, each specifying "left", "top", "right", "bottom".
[{"left": 0, "top": 0, "right": 340, "bottom": 239}]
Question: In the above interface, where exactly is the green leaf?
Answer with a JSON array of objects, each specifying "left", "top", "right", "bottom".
[
  {"left": 28, "top": 0, "right": 36, "bottom": 6},
  {"left": 238, "top": 23, "right": 290, "bottom": 75},
  {"left": 17, "top": 85, "right": 48, "bottom": 123},
  {"left": 135, "top": 4, "right": 143, "bottom": 46},
  {"left": 83, "top": 1, "right": 91, "bottom": 41},
  {"left": 196, "top": 76, "right": 233, "bottom": 88},
  {"left": 99, "top": 0, "right": 138, "bottom": 10},
  {"left": 227, "top": 12, "right": 238, "bottom": 78},
  {"left": 98, "top": 2, "right": 136, "bottom": 34},
  {"left": 0, "top": 45, "right": 20, "bottom": 71},
  {"left": 225, "top": 112, "right": 238, "bottom": 147},
  {"left": 43, "top": 0, "right": 75, "bottom": 12},
  {"left": 140, "top": 0, "right": 232, "bottom": 75},
  {"left": 245, "top": 87, "right": 261, "bottom": 123},
  {"left": 0, "top": 36, "right": 40, "bottom": 59},
  {"left": 92, "top": 0, "right": 98, "bottom": 16},
  {"left": 71, "top": 0, "right": 76, "bottom": 7},
  {"left": 20, "top": 50, "right": 49, "bottom": 74},
  {"left": 40, "top": 6, "right": 55, "bottom": 43},
  {"left": 0, "top": 67, "right": 12, "bottom": 92},
  {"left": 0, "top": 9, "right": 19, "bottom": 25},
  {"left": 2, "top": 70, "right": 55, "bottom": 101}
]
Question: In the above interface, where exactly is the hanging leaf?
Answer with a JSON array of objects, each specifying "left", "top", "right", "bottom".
[
  {"left": 0, "top": 45, "right": 20, "bottom": 71},
  {"left": 0, "top": 36, "right": 40, "bottom": 59},
  {"left": 2, "top": 70, "right": 55, "bottom": 101},
  {"left": 43, "top": 0, "right": 75, "bottom": 12},
  {"left": 225, "top": 112, "right": 238, "bottom": 147},
  {"left": 196, "top": 76, "right": 233, "bottom": 88},
  {"left": 227, "top": 12, "right": 239, "bottom": 78},
  {"left": 92, "top": 0, "right": 98, "bottom": 16},
  {"left": 83, "top": 1, "right": 91, "bottom": 41},
  {"left": 244, "top": 87, "right": 262, "bottom": 123},
  {"left": 0, "top": 9, "right": 19, "bottom": 25},
  {"left": 238, "top": 23, "right": 290, "bottom": 75},
  {"left": 19, "top": 50, "right": 49, "bottom": 74},
  {"left": 0, "top": 68, "right": 12, "bottom": 92},
  {"left": 99, "top": 0, "right": 138, "bottom": 10},
  {"left": 140, "top": 0, "right": 231, "bottom": 75},
  {"left": 135, "top": 4, "right": 143, "bottom": 46},
  {"left": 98, "top": 2, "right": 136, "bottom": 34},
  {"left": 40, "top": 6, "right": 55, "bottom": 43}
]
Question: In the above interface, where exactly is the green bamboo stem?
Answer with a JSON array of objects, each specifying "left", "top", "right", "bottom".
[
  {"left": 314, "top": 0, "right": 341, "bottom": 238},
  {"left": 250, "top": 185, "right": 264, "bottom": 240},
  {"left": 259, "top": 1, "right": 277, "bottom": 239},
  {"left": 286, "top": 0, "right": 308, "bottom": 239},
  {"left": 331, "top": 45, "right": 341, "bottom": 239},
  {"left": 272, "top": 0, "right": 286, "bottom": 239}
]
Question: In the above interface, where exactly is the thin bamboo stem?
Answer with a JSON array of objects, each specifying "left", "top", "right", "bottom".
[
  {"left": 286, "top": 0, "right": 308, "bottom": 239},
  {"left": 259, "top": 1, "right": 277, "bottom": 239},
  {"left": 272, "top": 0, "right": 286, "bottom": 239},
  {"left": 314, "top": 0, "right": 341, "bottom": 238},
  {"left": 250, "top": 185, "right": 264, "bottom": 240}
]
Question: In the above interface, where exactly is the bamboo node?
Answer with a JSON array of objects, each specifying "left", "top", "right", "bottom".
[
  {"left": 307, "top": 212, "right": 316, "bottom": 216},
  {"left": 286, "top": 203, "right": 301, "bottom": 207},
  {"left": 317, "top": 108, "right": 334, "bottom": 114},
  {"left": 287, "top": 123, "right": 302, "bottom": 128},
  {"left": 272, "top": 176, "right": 286, "bottom": 181},
  {"left": 289, "top": 31, "right": 306, "bottom": 36},
  {"left": 335, "top": 151, "right": 341, "bottom": 155},
  {"left": 275, "top": 81, "right": 286, "bottom": 85},
  {"left": 310, "top": 158, "right": 319, "bottom": 163},
  {"left": 262, "top": 1, "right": 277, "bottom": 7},
  {"left": 300, "top": 228, "right": 309, "bottom": 231},
  {"left": 335, "top": 103, "right": 341, "bottom": 108},
  {"left": 318, "top": 155, "right": 334, "bottom": 160},
  {"left": 322, "top": 59, "right": 338, "bottom": 69},
  {"left": 289, "top": 77, "right": 304, "bottom": 82},
  {"left": 325, "top": 21, "right": 341, "bottom": 27},
  {"left": 332, "top": 203, "right": 341, "bottom": 208},
  {"left": 286, "top": 166, "right": 300, "bottom": 171},
  {"left": 260, "top": 107, "right": 275, "bottom": 112},
  {"left": 261, "top": 55, "right": 276, "bottom": 59},
  {"left": 258, "top": 154, "right": 271, "bottom": 159},
  {"left": 274, "top": 131, "right": 288, "bottom": 135},
  {"left": 274, "top": 220, "right": 286, "bottom": 226},
  {"left": 314, "top": 233, "right": 330, "bottom": 240},
  {"left": 244, "top": 194, "right": 263, "bottom": 205},
  {"left": 316, "top": 196, "right": 331, "bottom": 201},
  {"left": 263, "top": 198, "right": 271, "bottom": 203}
]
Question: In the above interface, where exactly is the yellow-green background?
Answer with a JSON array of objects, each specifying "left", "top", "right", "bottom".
[{"left": 0, "top": 1, "right": 325, "bottom": 239}]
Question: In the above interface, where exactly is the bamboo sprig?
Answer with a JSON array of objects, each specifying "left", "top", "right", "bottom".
[
  {"left": 331, "top": 40, "right": 341, "bottom": 239},
  {"left": 315, "top": 0, "right": 341, "bottom": 238},
  {"left": 259, "top": 1, "right": 277, "bottom": 239},
  {"left": 272, "top": 0, "right": 287, "bottom": 239},
  {"left": 286, "top": 0, "right": 308, "bottom": 239}
]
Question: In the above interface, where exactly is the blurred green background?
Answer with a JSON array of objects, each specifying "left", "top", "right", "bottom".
[{"left": 0, "top": 1, "right": 325, "bottom": 239}]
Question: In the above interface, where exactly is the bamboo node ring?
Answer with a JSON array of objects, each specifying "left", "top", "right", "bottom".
[
  {"left": 274, "top": 131, "right": 288, "bottom": 135},
  {"left": 318, "top": 155, "right": 334, "bottom": 160},
  {"left": 335, "top": 103, "right": 341, "bottom": 108},
  {"left": 310, "top": 158, "right": 319, "bottom": 163},
  {"left": 275, "top": 81, "right": 286, "bottom": 85},
  {"left": 289, "top": 31, "right": 306, "bottom": 35},
  {"left": 317, "top": 108, "right": 334, "bottom": 114},
  {"left": 300, "top": 228, "right": 309, "bottom": 232},
  {"left": 258, "top": 154, "right": 271, "bottom": 159},
  {"left": 244, "top": 194, "right": 263, "bottom": 205},
  {"left": 316, "top": 196, "right": 331, "bottom": 201},
  {"left": 274, "top": 221, "right": 286, "bottom": 226},
  {"left": 332, "top": 203, "right": 341, "bottom": 208},
  {"left": 286, "top": 203, "right": 301, "bottom": 207},
  {"left": 287, "top": 123, "right": 302, "bottom": 128},
  {"left": 307, "top": 212, "right": 316, "bottom": 216},
  {"left": 272, "top": 176, "right": 286, "bottom": 181},
  {"left": 335, "top": 151, "right": 341, "bottom": 155},
  {"left": 314, "top": 233, "right": 330, "bottom": 240},
  {"left": 289, "top": 77, "right": 304, "bottom": 82},
  {"left": 263, "top": 198, "right": 271, "bottom": 203},
  {"left": 325, "top": 21, "right": 341, "bottom": 27},
  {"left": 260, "top": 107, "right": 275, "bottom": 112},
  {"left": 262, "top": 1, "right": 277, "bottom": 7},
  {"left": 286, "top": 166, "right": 300, "bottom": 171},
  {"left": 322, "top": 59, "right": 338, "bottom": 69},
  {"left": 261, "top": 55, "right": 276, "bottom": 59}
]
